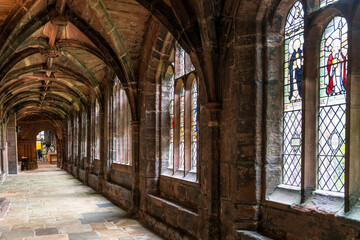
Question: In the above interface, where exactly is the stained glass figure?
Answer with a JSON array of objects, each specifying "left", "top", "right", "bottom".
[
  {"left": 169, "top": 75, "right": 174, "bottom": 169},
  {"left": 320, "top": 0, "right": 339, "bottom": 8},
  {"left": 282, "top": 1, "right": 304, "bottom": 186},
  {"left": 191, "top": 81, "right": 198, "bottom": 171},
  {"left": 318, "top": 16, "right": 348, "bottom": 192},
  {"left": 179, "top": 87, "right": 185, "bottom": 170}
]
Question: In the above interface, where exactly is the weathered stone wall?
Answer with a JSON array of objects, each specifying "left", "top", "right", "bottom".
[
  {"left": 78, "top": 168, "right": 86, "bottom": 183},
  {"left": 110, "top": 169, "right": 132, "bottom": 189},
  {"left": 102, "top": 181, "right": 132, "bottom": 211},
  {"left": 7, "top": 115, "right": 18, "bottom": 174},
  {"left": 88, "top": 173, "right": 100, "bottom": 192}
]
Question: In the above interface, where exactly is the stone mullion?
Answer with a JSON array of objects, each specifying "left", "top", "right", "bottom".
[
  {"left": 103, "top": 88, "right": 111, "bottom": 182},
  {"left": 346, "top": 25, "right": 360, "bottom": 211},
  {"left": 302, "top": 28, "right": 319, "bottom": 202}
]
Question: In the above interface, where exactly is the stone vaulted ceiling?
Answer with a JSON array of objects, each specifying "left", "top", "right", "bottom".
[
  {"left": 0, "top": 0, "right": 223, "bottom": 127},
  {"left": 0, "top": 0, "right": 153, "bottom": 123}
]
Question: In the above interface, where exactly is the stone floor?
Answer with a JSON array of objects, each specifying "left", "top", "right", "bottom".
[{"left": 0, "top": 162, "right": 163, "bottom": 240}]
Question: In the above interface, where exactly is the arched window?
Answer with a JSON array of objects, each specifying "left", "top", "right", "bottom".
[
  {"left": 73, "top": 113, "right": 79, "bottom": 165},
  {"left": 320, "top": 0, "right": 339, "bottom": 8},
  {"left": 283, "top": 1, "right": 304, "bottom": 186},
  {"left": 318, "top": 16, "right": 348, "bottom": 192},
  {"left": 161, "top": 43, "right": 198, "bottom": 178},
  {"left": 94, "top": 99, "right": 100, "bottom": 160},
  {"left": 81, "top": 111, "right": 87, "bottom": 166},
  {"left": 112, "top": 78, "right": 132, "bottom": 165},
  {"left": 191, "top": 80, "right": 198, "bottom": 171},
  {"left": 179, "top": 86, "right": 185, "bottom": 170},
  {"left": 67, "top": 119, "right": 72, "bottom": 161}
]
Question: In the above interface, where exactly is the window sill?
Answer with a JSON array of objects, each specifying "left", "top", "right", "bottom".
[
  {"left": 111, "top": 163, "right": 132, "bottom": 173},
  {"left": 267, "top": 184, "right": 301, "bottom": 207},
  {"left": 161, "top": 170, "right": 198, "bottom": 186},
  {"left": 266, "top": 185, "right": 360, "bottom": 223}
]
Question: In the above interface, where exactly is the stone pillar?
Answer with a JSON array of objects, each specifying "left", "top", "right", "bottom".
[
  {"left": 7, "top": 115, "right": 18, "bottom": 174},
  {"left": 130, "top": 120, "right": 140, "bottom": 214},
  {"left": 198, "top": 102, "right": 222, "bottom": 239}
]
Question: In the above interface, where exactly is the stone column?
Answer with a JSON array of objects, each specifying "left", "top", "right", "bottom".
[
  {"left": 198, "top": 102, "right": 222, "bottom": 239},
  {"left": 7, "top": 115, "right": 18, "bottom": 174},
  {"left": 130, "top": 120, "right": 140, "bottom": 214}
]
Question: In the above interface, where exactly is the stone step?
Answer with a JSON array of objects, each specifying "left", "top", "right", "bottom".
[
  {"left": 237, "top": 230, "right": 273, "bottom": 240},
  {"left": 0, "top": 197, "right": 10, "bottom": 220}
]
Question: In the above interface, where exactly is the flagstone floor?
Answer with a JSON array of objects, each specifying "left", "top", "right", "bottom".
[{"left": 0, "top": 162, "right": 163, "bottom": 240}]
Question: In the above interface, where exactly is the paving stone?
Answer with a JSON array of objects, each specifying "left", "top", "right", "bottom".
[
  {"left": 59, "top": 224, "right": 92, "bottom": 234},
  {"left": 80, "top": 216, "right": 106, "bottom": 224},
  {"left": 96, "top": 203, "right": 115, "bottom": 208},
  {"left": 0, "top": 229, "right": 34, "bottom": 239},
  {"left": 35, "top": 227, "right": 59, "bottom": 236},
  {"left": 68, "top": 231, "right": 100, "bottom": 240}
]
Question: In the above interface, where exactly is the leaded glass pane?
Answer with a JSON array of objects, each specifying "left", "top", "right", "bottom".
[
  {"left": 191, "top": 81, "right": 198, "bottom": 171},
  {"left": 179, "top": 87, "right": 185, "bottom": 170},
  {"left": 283, "top": 1, "right": 304, "bottom": 187},
  {"left": 175, "top": 45, "right": 185, "bottom": 79},
  {"left": 320, "top": 0, "right": 339, "bottom": 8},
  {"left": 318, "top": 16, "right": 347, "bottom": 192}
]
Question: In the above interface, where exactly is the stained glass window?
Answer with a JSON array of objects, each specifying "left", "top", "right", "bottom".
[
  {"left": 318, "top": 16, "right": 348, "bottom": 192},
  {"left": 179, "top": 86, "right": 185, "bottom": 170},
  {"left": 191, "top": 81, "right": 198, "bottom": 171},
  {"left": 162, "top": 41, "right": 197, "bottom": 177},
  {"left": 320, "top": 0, "right": 339, "bottom": 8},
  {"left": 283, "top": 1, "right": 304, "bottom": 186},
  {"left": 169, "top": 75, "right": 174, "bottom": 169}
]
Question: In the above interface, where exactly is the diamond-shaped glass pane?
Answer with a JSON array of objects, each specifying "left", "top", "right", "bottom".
[
  {"left": 318, "top": 105, "right": 346, "bottom": 192},
  {"left": 283, "top": 110, "right": 302, "bottom": 186}
]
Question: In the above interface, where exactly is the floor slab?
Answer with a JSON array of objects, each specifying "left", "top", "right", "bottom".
[{"left": 0, "top": 162, "right": 163, "bottom": 240}]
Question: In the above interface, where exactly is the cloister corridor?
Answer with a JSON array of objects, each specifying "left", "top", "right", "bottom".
[{"left": 0, "top": 162, "right": 163, "bottom": 240}]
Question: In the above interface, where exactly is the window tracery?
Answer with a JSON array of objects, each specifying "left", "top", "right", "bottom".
[
  {"left": 112, "top": 79, "right": 132, "bottom": 165},
  {"left": 161, "top": 43, "right": 198, "bottom": 177}
]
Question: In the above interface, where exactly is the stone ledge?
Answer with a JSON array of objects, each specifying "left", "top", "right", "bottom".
[{"left": 236, "top": 230, "right": 273, "bottom": 240}]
